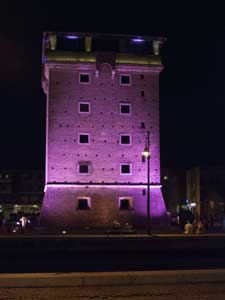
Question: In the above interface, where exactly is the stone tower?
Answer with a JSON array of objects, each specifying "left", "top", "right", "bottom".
[{"left": 41, "top": 32, "right": 168, "bottom": 229}]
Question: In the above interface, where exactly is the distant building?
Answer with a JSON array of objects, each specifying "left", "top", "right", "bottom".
[
  {"left": 187, "top": 165, "right": 225, "bottom": 228},
  {"left": 41, "top": 32, "right": 168, "bottom": 229},
  {"left": 0, "top": 170, "right": 44, "bottom": 220},
  {"left": 161, "top": 167, "right": 186, "bottom": 211}
]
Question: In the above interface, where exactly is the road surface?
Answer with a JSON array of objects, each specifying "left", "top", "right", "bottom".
[
  {"left": 0, "top": 281, "right": 225, "bottom": 299},
  {"left": 0, "top": 270, "right": 225, "bottom": 299}
]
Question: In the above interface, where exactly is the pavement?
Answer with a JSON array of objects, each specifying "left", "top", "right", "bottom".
[
  {"left": 0, "top": 269, "right": 225, "bottom": 287},
  {"left": 1, "top": 270, "right": 225, "bottom": 300},
  {"left": 0, "top": 232, "right": 225, "bottom": 238}
]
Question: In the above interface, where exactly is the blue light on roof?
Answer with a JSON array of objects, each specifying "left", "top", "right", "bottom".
[
  {"left": 131, "top": 37, "right": 144, "bottom": 43},
  {"left": 65, "top": 35, "right": 79, "bottom": 40}
]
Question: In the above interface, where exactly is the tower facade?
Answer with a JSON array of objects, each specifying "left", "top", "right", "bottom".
[{"left": 41, "top": 32, "right": 168, "bottom": 229}]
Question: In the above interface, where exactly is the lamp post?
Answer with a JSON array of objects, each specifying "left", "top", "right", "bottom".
[{"left": 142, "top": 130, "right": 151, "bottom": 235}]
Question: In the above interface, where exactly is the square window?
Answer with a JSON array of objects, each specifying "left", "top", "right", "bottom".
[
  {"left": 120, "top": 163, "right": 132, "bottom": 175},
  {"left": 79, "top": 161, "right": 91, "bottom": 175},
  {"left": 79, "top": 133, "right": 90, "bottom": 144},
  {"left": 79, "top": 102, "right": 90, "bottom": 114},
  {"left": 119, "top": 197, "right": 133, "bottom": 210},
  {"left": 77, "top": 198, "right": 91, "bottom": 210},
  {"left": 80, "top": 165, "right": 87, "bottom": 173},
  {"left": 120, "top": 103, "right": 131, "bottom": 114},
  {"left": 120, "top": 134, "right": 131, "bottom": 145},
  {"left": 79, "top": 73, "right": 90, "bottom": 84},
  {"left": 120, "top": 74, "right": 131, "bottom": 85}
]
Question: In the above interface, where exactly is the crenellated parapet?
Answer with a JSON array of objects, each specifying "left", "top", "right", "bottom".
[
  {"left": 42, "top": 32, "right": 166, "bottom": 57},
  {"left": 42, "top": 32, "right": 166, "bottom": 93}
]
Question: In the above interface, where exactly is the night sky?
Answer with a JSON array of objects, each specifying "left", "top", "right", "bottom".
[{"left": 0, "top": 2, "right": 225, "bottom": 170}]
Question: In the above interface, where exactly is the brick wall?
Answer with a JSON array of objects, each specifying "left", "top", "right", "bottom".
[
  {"left": 41, "top": 186, "right": 167, "bottom": 229},
  {"left": 47, "top": 64, "right": 161, "bottom": 184},
  {"left": 41, "top": 57, "right": 167, "bottom": 228}
]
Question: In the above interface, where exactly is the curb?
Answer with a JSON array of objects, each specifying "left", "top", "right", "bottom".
[{"left": 0, "top": 269, "right": 225, "bottom": 287}]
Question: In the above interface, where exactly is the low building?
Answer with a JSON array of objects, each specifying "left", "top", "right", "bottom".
[
  {"left": 161, "top": 167, "right": 186, "bottom": 226},
  {"left": 161, "top": 167, "right": 186, "bottom": 211},
  {"left": 0, "top": 170, "right": 44, "bottom": 222},
  {"left": 186, "top": 165, "right": 225, "bottom": 229}
]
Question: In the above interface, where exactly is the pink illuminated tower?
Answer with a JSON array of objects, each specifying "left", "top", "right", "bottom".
[{"left": 41, "top": 32, "right": 168, "bottom": 230}]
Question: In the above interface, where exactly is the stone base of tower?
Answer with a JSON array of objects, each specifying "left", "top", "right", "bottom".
[{"left": 40, "top": 185, "right": 168, "bottom": 231}]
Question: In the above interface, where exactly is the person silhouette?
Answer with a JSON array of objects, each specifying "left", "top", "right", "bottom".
[
  {"left": 19, "top": 216, "right": 30, "bottom": 234},
  {"left": 184, "top": 220, "right": 193, "bottom": 234}
]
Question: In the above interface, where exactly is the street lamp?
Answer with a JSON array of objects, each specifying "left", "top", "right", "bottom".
[{"left": 142, "top": 130, "right": 151, "bottom": 235}]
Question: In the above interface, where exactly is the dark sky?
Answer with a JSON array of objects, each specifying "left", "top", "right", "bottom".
[{"left": 0, "top": 2, "right": 225, "bottom": 170}]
